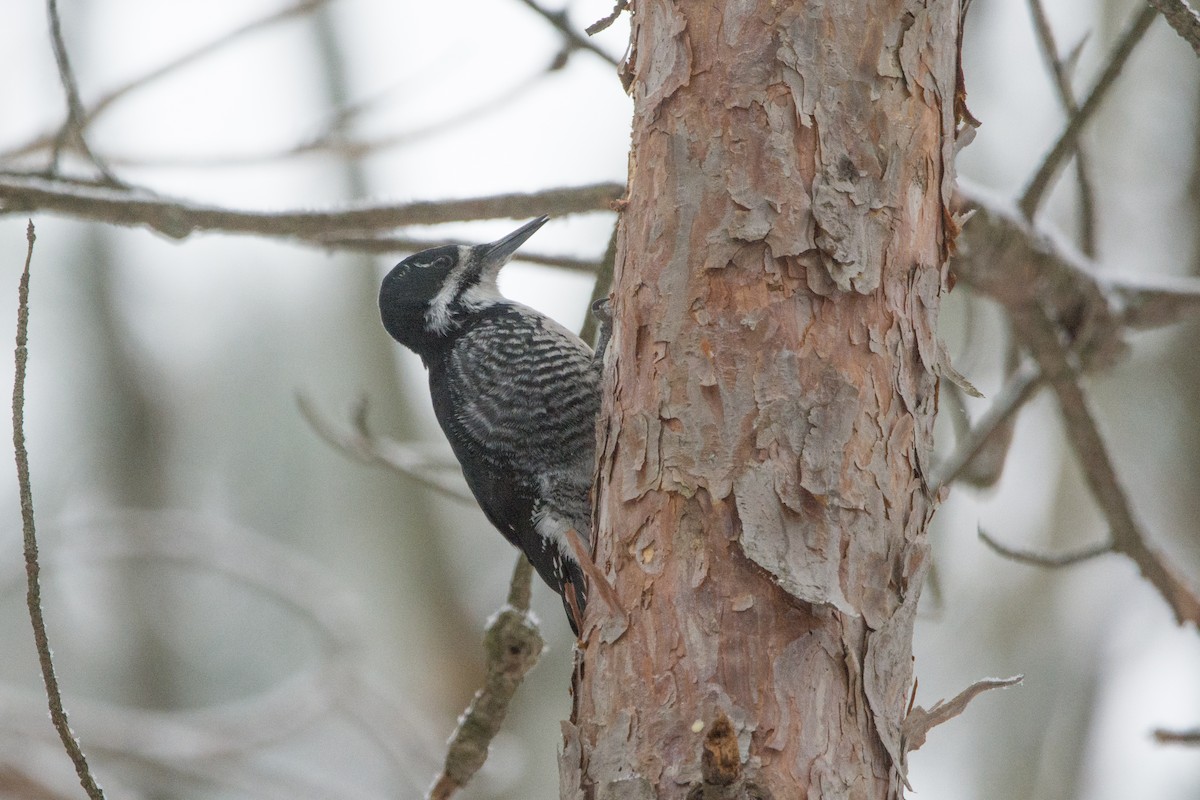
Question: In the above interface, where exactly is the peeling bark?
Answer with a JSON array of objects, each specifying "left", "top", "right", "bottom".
[{"left": 565, "top": 2, "right": 958, "bottom": 798}]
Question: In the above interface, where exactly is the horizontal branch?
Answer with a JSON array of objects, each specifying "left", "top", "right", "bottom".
[
  {"left": 0, "top": 173, "right": 624, "bottom": 242},
  {"left": 316, "top": 233, "right": 600, "bottom": 272},
  {"left": 1153, "top": 727, "right": 1200, "bottom": 745}
]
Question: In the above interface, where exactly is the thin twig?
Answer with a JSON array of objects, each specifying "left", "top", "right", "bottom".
[
  {"left": 1145, "top": 0, "right": 1200, "bottom": 56},
  {"left": 426, "top": 557, "right": 543, "bottom": 800},
  {"left": 1019, "top": 5, "right": 1157, "bottom": 220},
  {"left": 314, "top": 233, "right": 601, "bottom": 272},
  {"left": 516, "top": 0, "right": 620, "bottom": 66},
  {"left": 579, "top": 219, "right": 619, "bottom": 344},
  {"left": 953, "top": 184, "right": 1200, "bottom": 626},
  {"left": 931, "top": 361, "right": 1042, "bottom": 490},
  {"left": 1026, "top": 0, "right": 1098, "bottom": 254},
  {"left": 96, "top": 55, "right": 560, "bottom": 170},
  {"left": 0, "top": 173, "right": 625, "bottom": 242},
  {"left": 44, "top": 0, "right": 120, "bottom": 185},
  {"left": 296, "top": 394, "right": 474, "bottom": 504},
  {"left": 586, "top": 0, "right": 630, "bottom": 36},
  {"left": 13, "top": 221, "right": 106, "bottom": 799},
  {"left": 7, "top": 0, "right": 332, "bottom": 162},
  {"left": 978, "top": 527, "right": 1113, "bottom": 568}
]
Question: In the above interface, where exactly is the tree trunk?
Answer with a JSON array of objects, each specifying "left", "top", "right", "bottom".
[{"left": 562, "top": 1, "right": 959, "bottom": 798}]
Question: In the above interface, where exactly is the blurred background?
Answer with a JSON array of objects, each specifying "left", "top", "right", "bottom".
[{"left": 0, "top": 0, "right": 1197, "bottom": 798}]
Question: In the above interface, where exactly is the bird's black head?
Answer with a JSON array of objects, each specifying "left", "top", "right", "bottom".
[{"left": 379, "top": 216, "right": 549, "bottom": 358}]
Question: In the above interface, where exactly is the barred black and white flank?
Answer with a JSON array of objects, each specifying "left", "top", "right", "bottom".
[{"left": 378, "top": 216, "right": 598, "bottom": 632}]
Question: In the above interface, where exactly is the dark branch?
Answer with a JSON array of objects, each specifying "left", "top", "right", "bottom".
[
  {"left": 13, "top": 221, "right": 106, "bottom": 799},
  {"left": 954, "top": 184, "right": 1200, "bottom": 627},
  {"left": 579, "top": 219, "right": 619, "bottom": 344},
  {"left": 1019, "top": 6, "right": 1156, "bottom": 219}
]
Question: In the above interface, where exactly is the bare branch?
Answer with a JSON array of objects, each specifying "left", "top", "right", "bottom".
[
  {"left": 954, "top": 180, "right": 1129, "bottom": 369},
  {"left": 1106, "top": 272, "right": 1200, "bottom": 329},
  {"left": 98, "top": 55, "right": 561, "bottom": 171},
  {"left": 901, "top": 675, "right": 1024, "bottom": 755},
  {"left": 426, "top": 557, "right": 543, "bottom": 800},
  {"left": 1153, "top": 728, "right": 1200, "bottom": 745},
  {"left": 1145, "top": 0, "right": 1200, "bottom": 56},
  {"left": 586, "top": 0, "right": 630, "bottom": 36},
  {"left": 578, "top": 219, "right": 619, "bottom": 344},
  {"left": 1019, "top": 6, "right": 1157, "bottom": 220},
  {"left": 0, "top": 509, "right": 438, "bottom": 795},
  {"left": 12, "top": 221, "right": 106, "bottom": 799},
  {"left": 7, "top": 0, "right": 332, "bottom": 162},
  {"left": 0, "top": 173, "right": 624, "bottom": 242},
  {"left": 315, "top": 233, "right": 601, "bottom": 272},
  {"left": 296, "top": 394, "right": 474, "bottom": 504},
  {"left": 931, "top": 361, "right": 1042, "bottom": 490},
  {"left": 978, "top": 527, "right": 1113, "bottom": 568},
  {"left": 1025, "top": 0, "right": 1098, "bottom": 254},
  {"left": 44, "top": 0, "right": 119, "bottom": 184},
  {"left": 1014, "top": 304, "right": 1200, "bottom": 626},
  {"left": 954, "top": 183, "right": 1200, "bottom": 627},
  {"left": 515, "top": 0, "right": 620, "bottom": 66}
]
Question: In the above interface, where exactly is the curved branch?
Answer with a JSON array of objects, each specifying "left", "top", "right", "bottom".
[{"left": 978, "top": 527, "right": 1113, "bottom": 568}]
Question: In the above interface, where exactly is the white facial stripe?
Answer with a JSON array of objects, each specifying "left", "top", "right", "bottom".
[{"left": 426, "top": 246, "right": 474, "bottom": 335}]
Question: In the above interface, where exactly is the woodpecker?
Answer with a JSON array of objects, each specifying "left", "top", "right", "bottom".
[{"left": 379, "top": 216, "right": 599, "bottom": 633}]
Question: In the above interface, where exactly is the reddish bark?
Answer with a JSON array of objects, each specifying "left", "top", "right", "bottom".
[{"left": 563, "top": 2, "right": 959, "bottom": 798}]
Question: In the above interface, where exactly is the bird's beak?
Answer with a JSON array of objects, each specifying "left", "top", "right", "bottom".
[{"left": 476, "top": 216, "right": 549, "bottom": 277}]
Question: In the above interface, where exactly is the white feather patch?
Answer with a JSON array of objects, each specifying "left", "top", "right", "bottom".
[{"left": 426, "top": 246, "right": 475, "bottom": 335}]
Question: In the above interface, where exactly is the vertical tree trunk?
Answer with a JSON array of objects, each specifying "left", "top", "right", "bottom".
[{"left": 562, "top": 2, "right": 959, "bottom": 798}]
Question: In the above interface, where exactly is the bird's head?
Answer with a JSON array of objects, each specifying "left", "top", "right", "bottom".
[{"left": 379, "top": 215, "right": 549, "bottom": 354}]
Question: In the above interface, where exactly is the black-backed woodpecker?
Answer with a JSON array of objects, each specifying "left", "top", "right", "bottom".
[{"left": 379, "top": 216, "right": 600, "bottom": 633}]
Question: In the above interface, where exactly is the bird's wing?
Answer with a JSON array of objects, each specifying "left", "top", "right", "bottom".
[{"left": 440, "top": 308, "right": 599, "bottom": 478}]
